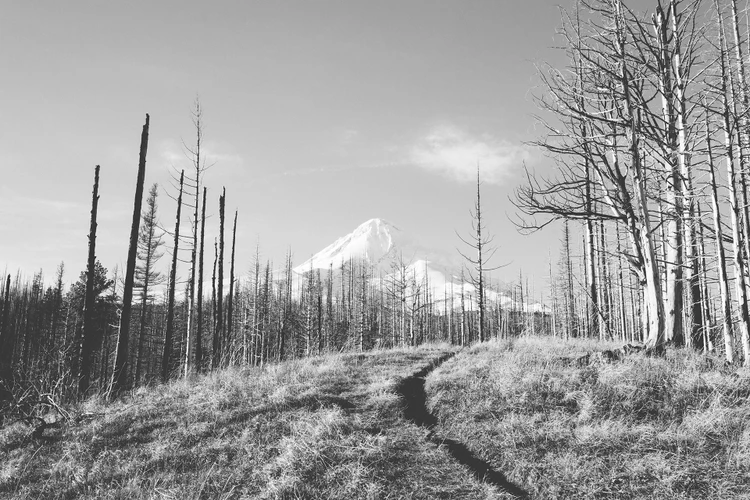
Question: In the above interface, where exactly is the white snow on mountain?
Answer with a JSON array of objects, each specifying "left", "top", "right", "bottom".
[
  {"left": 294, "top": 218, "right": 404, "bottom": 273},
  {"left": 293, "top": 218, "right": 548, "bottom": 314}
]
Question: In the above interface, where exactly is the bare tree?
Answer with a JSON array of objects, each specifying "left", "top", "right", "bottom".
[
  {"left": 212, "top": 188, "right": 225, "bottom": 369},
  {"left": 162, "top": 170, "right": 184, "bottom": 382},
  {"left": 195, "top": 187, "right": 207, "bottom": 372},
  {"left": 183, "top": 99, "right": 211, "bottom": 377},
  {"left": 715, "top": 0, "right": 750, "bottom": 364},
  {"left": 705, "top": 105, "right": 734, "bottom": 362},
  {"left": 227, "top": 210, "right": 237, "bottom": 364},
  {"left": 458, "top": 166, "right": 499, "bottom": 342},
  {"left": 111, "top": 114, "right": 149, "bottom": 397},
  {"left": 78, "top": 165, "right": 100, "bottom": 396},
  {"left": 513, "top": 0, "right": 669, "bottom": 350}
]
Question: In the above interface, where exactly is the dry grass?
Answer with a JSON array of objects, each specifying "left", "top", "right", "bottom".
[
  {"left": 426, "top": 336, "right": 750, "bottom": 499},
  {"left": 0, "top": 344, "right": 494, "bottom": 499},
  {"left": 4, "top": 337, "right": 748, "bottom": 499}
]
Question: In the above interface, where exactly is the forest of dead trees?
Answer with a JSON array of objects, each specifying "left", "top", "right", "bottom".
[
  {"left": 0, "top": 105, "right": 547, "bottom": 409},
  {"left": 0, "top": 231, "right": 547, "bottom": 408},
  {"left": 515, "top": 0, "right": 750, "bottom": 366},
  {"left": 6, "top": 0, "right": 750, "bottom": 410}
]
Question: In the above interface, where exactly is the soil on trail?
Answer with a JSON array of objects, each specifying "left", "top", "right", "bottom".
[{"left": 395, "top": 353, "right": 529, "bottom": 499}]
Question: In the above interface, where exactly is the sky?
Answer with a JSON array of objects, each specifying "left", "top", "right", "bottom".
[{"left": 0, "top": 0, "right": 655, "bottom": 295}]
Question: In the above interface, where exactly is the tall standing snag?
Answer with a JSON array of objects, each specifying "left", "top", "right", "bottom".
[
  {"left": 111, "top": 114, "right": 149, "bottom": 396},
  {"left": 227, "top": 210, "right": 237, "bottom": 364},
  {"left": 513, "top": 0, "right": 669, "bottom": 350},
  {"left": 213, "top": 188, "right": 225, "bottom": 369},
  {"left": 183, "top": 99, "right": 211, "bottom": 377},
  {"left": 195, "top": 187, "right": 207, "bottom": 372},
  {"left": 457, "top": 166, "right": 499, "bottom": 342},
  {"left": 78, "top": 165, "right": 100, "bottom": 396},
  {"left": 162, "top": 170, "right": 184, "bottom": 382},
  {"left": 705, "top": 105, "right": 734, "bottom": 363},
  {"left": 715, "top": 0, "right": 750, "bottom": 364}
]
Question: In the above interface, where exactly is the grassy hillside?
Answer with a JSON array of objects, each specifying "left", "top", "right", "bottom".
[
  {"left": 427, "top": 338, "right": 750, "bottom": 499},
  {"left": 2, "top": 337, "right": 749, "bottom": 499},
  {"left": 1, "top": 345, "right": 497, "bottom": 499}
]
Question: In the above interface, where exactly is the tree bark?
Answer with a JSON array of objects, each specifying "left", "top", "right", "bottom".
[
  {"left": 213, "top": 188, "right": 225, "bottom": 369},
  {"left": 78, "top": 165, "right": 100, "bottom": 396},
  {"left": 227, "top": 210, "right": 237, "bottom": 364},
  {"left": 111, "top": 114, "right": 149, "bottom": 397},
  {"left": 613, "top": 0, "right": 665, "bottom": 350},
  {"left": 718, "top": 3, "right": 750, "bottom": 364},
  {"left": 162, "top": 170, "right": 183, "bottom": 382},
  {"left": 195, "top": 187, "right": 207, "bottom": 372}
]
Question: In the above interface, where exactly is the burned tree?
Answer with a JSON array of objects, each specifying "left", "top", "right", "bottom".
[
  {"left": 183, "top": 99, "right": 212, "bottom": 377},
  {"left": 213, "top": 188, "right": 225, "bottom": 369},
  {"left": 78, "top": 165, "right": 100, "bottom": 396},
  {"left": 227, "top": 210, "right": 237, "bottom": 364},
  {"left": 111, "top": 114, "right": 149, "bottom": 397},
  {"left": 195, "top": 187, "right": 207, "bottom": 372},
  {"left": 457, "top": 166, "right": 499, "bottom": 342},
  {"left": 513, "top": 0, "right": 683, "bottom": 350},
  {"left": 134, "top": 183, "right": 164, "bottom": 384},
  {"left": 162, "top": 170, "right": 184, "bottom": 382}
]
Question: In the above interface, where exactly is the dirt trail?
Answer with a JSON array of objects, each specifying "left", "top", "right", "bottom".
[{"left": 395, "top": 353, "right": 529, "bottom": 499}]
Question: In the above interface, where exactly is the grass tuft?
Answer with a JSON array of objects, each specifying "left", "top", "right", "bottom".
[
  {"left": 1, "top": 344, "right": 493, "bottom": 499},
  {"left": 426, "top": 336, "right": 750, "bottom": 499},
  {"left": 3, "top": 337, "right": 747, "bottom": 498}
]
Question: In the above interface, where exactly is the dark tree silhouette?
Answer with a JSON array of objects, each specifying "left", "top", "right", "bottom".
[
  {"left": 227, "top": 210, "right": 237, "bottom": 363},
  {"left": 134, "top": 183, "right": 164, "bottom": 384},
  {"left": 457, "top": 166, "right": 499, "bottom": 342},
  {"left": 78, "top": 165, "right": 100, "bottom": 396},
  {"left": 111, "top": 114, "right": 149, "bottom": 397},
  {"left": 213, "top": 188, "right": 225, "bottom": 369},
  {"left": 162, "top": 170, "right": 184, "bottom": 382},
  {"left": 195, "top": 187, "right": 207, "bottom": 372}
]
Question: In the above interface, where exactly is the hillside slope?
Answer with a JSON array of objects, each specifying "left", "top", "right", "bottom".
[
  {"left": 1, "top": 345, "right": 503, "bottom": 499},
  {"left": 427, "top": 338, "right": 750, "bottom": 499},
  {"left": 2, "top": 338, "right": 749, "bottom": 499}
]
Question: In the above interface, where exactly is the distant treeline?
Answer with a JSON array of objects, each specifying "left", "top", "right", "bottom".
[{"left": 0, "top": 253, "right": 551, "bottom": 408}]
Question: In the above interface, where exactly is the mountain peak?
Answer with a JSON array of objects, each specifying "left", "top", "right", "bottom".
[
  {"left": 294, "top": 218, "right": 403, "bottom": 273},
  {"left": 352, "top": 218, "right": 399, "bottom": 234}
]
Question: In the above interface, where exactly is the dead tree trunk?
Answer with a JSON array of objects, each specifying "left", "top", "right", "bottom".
[
  {"left": 653, "top": 3, "right": 684, "bottom": 347},
  {"left": 111, "top": 114, "right": 149, "bottom": 397},
  {"left": 78, "top": 165, "right": 100, "bottom": 396},
  {"left": 729, "top": 0, "right": 750, "bottom": 283},
  {"left": 213, "top": 188, "right": 225, "bottom": 369},
  {"left": 695, "top": 200, "right": 713, "bottom": 352},
  {"left": 706, "top": 105, "right": 735, "bottom": 363},
  {"left": 718, "top": 4, "right": 750, "bottom": 364},
  {"left": 195, "top": 187, "right": 207, "bottom": 372},
  {"left": 135, "top": 184, "right": 162, "bottom": 385},
  {"left": 162, "top": 170, "right": 184, "bottom": 382},
  {"left": 227, "top": 210, "right": 237, "bottom": 364}
]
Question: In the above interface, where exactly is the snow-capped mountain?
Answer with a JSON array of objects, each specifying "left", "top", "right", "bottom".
[
  {"left": 294, "top": 218, "right": 407, "bottom": 273},
  {"left": 294, "top": 219, "right": 457, "bottom": 287},
  {"left": 293, "top": 218, "right": 547, "bottom": 314}
]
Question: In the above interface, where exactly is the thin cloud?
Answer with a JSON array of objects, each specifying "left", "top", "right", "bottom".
[
  {"left": 0, "top": 190, "right": 83, "bottom": 213},
  {"left": 339, "top": 129, "right": 359, "bottom": 146},
  {"left": 267, "top": 161, "right": 408, "bottom": 180},
  {"left": 158, "top": 140, "right": 245, "bottom": 173},
  {"left": 410, "top": 125, "right": 529, "bottom": 184}
]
